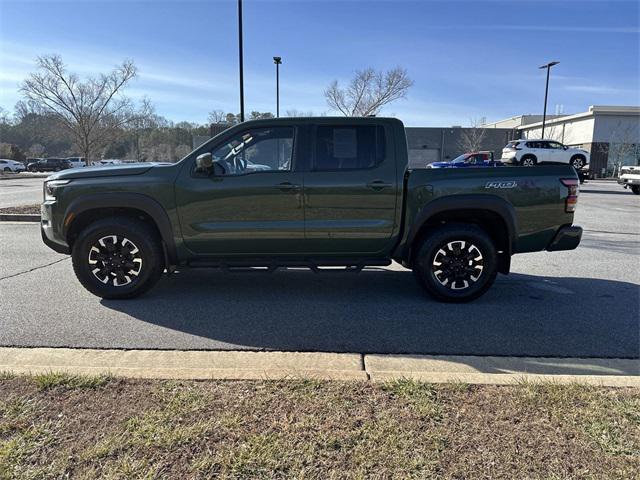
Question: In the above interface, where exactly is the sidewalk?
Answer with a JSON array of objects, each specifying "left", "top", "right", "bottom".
[{"left": 1, "top": 347, "right": 638, "bottom": 386}]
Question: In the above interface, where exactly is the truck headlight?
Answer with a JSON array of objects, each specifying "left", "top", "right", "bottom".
[{"left": 44, "top": 180, "right": 70, "bottom": 201}]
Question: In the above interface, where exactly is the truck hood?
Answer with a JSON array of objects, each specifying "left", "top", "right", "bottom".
[{"left": 47, "top": 163, "right": 168, "bottom": 180}]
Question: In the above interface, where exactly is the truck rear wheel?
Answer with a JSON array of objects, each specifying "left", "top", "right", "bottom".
[
  {"left": 632, "top": 185, "right": 640, "bottom": 195},
  {"left": 71, "top": 217, "right": 164, "bottom": 299},
  {"left": 413, "top": 224, "right": 498, "bottom": 303}
]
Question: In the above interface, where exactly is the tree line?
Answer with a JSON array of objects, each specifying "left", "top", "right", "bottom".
[{"left": 0, "top": 55, "right": 414, "bottom": 164}]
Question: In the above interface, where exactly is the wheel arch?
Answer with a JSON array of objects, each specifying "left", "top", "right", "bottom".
[
  {"left": 401, "top": 195, "right": 517, "bottom": 273},
  {"left": 64, "top": 193, "right": 178, "bottom": 265}
]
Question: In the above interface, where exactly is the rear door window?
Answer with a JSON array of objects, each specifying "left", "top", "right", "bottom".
[{"left": 314, "top": 125, "right": 385, "bottom": 171}]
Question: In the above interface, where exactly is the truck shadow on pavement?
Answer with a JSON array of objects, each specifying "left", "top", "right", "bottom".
[{"left": 101, "top": 269, "right": 640, "bottom": 359}]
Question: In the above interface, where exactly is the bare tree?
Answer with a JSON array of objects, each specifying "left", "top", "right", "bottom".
[
  {"left": 285, "top": 109, "right": 315, "bottom": 117},
  {"left": 20, "top": 54, "right": 144, "bottom": 164},
  {"left": 249, "top": 111, "right": 274, "bottom": 120},
  {"left": 458, "top": 119, "right": 488, "bottom": 153},
  {"left": 0, "top": 107, "right": 10, "bottom": 125},
  {"left": 543, "top": 124, "right": 563, "bottom": 142},
  {"left": 599, "top": 121, "right": 640, "bottom": 177},
  {"left": 175, "top": 144, "right": 192, "bottom": 160},
  {"left": 28, "top": 143, "right": 46, "bottom": 157},
  {"left": 127, "top": 98, "right": 158, "bottom": 162},
  {"left": 324, "top": 67, "right": 413, "bottom": 117},
  {"left": 208, "top": 109, "right": 227, "bottom": 124}
]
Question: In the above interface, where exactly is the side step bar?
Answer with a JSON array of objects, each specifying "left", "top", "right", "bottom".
[{"left": 185, "top": 257, "right": 392, "bottom": 274}]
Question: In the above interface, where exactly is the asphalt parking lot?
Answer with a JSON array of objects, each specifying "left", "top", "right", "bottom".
[
  {"left": 0, "top": 175, "right": 46, "bottom": 208},
  {"left": 0, "top": 180, "right": 638, "bottom": 357}
]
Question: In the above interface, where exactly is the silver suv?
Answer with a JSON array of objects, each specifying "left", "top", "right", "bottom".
[{"left": 502, "top": 139, "right": 589, "bottom": 169}]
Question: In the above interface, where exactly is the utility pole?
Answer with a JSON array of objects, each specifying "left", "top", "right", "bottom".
[
  {"left": 539, "top": 61, "right": 559, "bottom": 138},
  {"left": 273, "top": 56, "right": 282, "bottom": 117},
  {"left": 238, "top": 0, "right": 245, "bottom": 122}
]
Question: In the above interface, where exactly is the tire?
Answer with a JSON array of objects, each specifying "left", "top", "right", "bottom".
[
  {"left": 3, "top": 168, "right": 10, "bottom": 173},
  {"left": 570, "top": 156, "right": 585, "bottom": 169},
  {"left": 632, "top": 185, "right": 640, "bottom": 195},
  {"left": 413, "top": 224, "right": 498, "bottom": 303},
  {"left": 72, "top": 216, "right": 164, "bottom": 299},
  {"left": 520, "top": 155, "right": 537, "bottom": 167}
]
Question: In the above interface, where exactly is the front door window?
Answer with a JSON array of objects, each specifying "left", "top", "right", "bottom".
[{"left": 211, "top": 127, "right": 294, "bottom": 175}]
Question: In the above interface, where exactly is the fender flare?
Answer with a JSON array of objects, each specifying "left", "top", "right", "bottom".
[
  {"left": 63, "top": 192, "right": 178, "bottom": 263},
  {"left": 402, "top": 194, "right": 518, "bottom": 260}
]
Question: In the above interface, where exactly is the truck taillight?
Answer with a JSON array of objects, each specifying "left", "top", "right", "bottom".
[{"left": 561, "top": 178, "right": 579, "bottom": 213}]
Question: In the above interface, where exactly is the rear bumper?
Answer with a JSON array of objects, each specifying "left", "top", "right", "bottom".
[
  {"left": 618, "top": 177, "right": 640, "bottom": 186},
  {"left": 546, "top": 225, "right": 582, "bottom": 252}
]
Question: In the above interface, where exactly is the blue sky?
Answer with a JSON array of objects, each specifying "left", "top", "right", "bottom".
[{"left": 1, "top": 0, "right": 638, "bottom": 126}]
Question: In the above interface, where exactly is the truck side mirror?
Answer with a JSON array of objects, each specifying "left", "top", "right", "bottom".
[{"left": 195, "top": 153, "right": 213, "bottom": 172}]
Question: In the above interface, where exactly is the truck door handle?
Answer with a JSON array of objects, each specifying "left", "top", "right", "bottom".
[
  {"left": 275, "top": 182, "right": 301, "bottom": 192},
  {"left": 366, "top": 180, "right": 392, "bottom": 191}
]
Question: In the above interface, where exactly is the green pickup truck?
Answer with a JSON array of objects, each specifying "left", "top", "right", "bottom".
[{"left": 41, "top": 117, "right": 582, "bottom": 302}]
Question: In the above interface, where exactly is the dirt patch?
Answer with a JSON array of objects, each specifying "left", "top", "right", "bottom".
[
  {"left": 0, "top": 204, "right": 40, "bottom": 215},
  {"left": 0, "top": 376, "right": 638, "bottom": 479}
]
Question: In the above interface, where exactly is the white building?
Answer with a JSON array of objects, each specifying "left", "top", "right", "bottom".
[{"left": 484, "top": 106, "right": 640, "bottom": 177}]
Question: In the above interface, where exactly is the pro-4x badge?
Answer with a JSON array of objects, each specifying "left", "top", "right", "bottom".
[{"left": 485, "top": 181, "right": 517, "bottom": 189}]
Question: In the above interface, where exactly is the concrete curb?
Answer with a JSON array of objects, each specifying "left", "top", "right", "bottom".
[
  {"left": 0, "top": 348, "right": 368, "bottom": 381},
  {"left": 365, "top": 355, "right": 640, "bottom": 387},
  {"left": 1, "top": 348, "right": 638, "bottom": 386},
  {"left": 0, "top": 213, "right": 41, "bottom": 222},
  {"left": 0, "top": 174, "right": 49, "bottom": 180}
]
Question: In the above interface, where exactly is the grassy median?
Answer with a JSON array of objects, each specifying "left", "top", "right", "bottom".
[
  {"left": 0, "top": 374, "right": 638, "bottom": 479},
  {"left": 0, "top": 204, "right": 40, "bottom": 215}
]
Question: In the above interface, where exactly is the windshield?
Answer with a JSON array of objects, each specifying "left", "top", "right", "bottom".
[{"left": 450, "top": 154, "right": 468, "bottom": 164}]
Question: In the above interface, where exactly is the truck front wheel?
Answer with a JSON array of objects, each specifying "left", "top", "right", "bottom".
[
  {"left": 413, "top": 224, "right": 498, "bottom": 303},
  {"left": 71, "top": 217, "right": 164, "bottom": 299}
]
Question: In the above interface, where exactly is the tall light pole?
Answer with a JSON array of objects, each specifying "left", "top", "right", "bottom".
[
  {"left": 238, "top": 0, "right": 245, "bottom": 122},
  {"left": 273, "top": 56, "right": 282, "bottom": 117},
  {"left": 539, "top": 61, "right": 559, "bottom": 138}
]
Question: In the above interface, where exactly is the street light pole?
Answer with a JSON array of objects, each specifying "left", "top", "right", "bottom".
[
  {"left": 273, "top": 56, "right": 282, "bottom": 117},
  {"left": 539, "top": 61, "right": 559, "bottom": 138},
  {"left": 238, "top": 0, "right": 245, "bottom": 122}
]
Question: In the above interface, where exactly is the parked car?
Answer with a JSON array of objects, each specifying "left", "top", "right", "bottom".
[
  {"left": 618, "top": 166, "right": 640, "bottom": 194},
  {"left": 427, "top": 151, "right": 503, "bottom": 168},
  {"left": 501, "top": 140, "right": 589, "bottom": 169},
  {"left": 41, "top": 117, "right": 582, "bottom": 303},
  {"left": 93, "top": 158, "right": 122, "bottom": 165},
  {"left": 27, "top": 158, "right": 73, "bottom": 172},
  {"left": 0, "top": 159, "right": 26, "bottom": 173},
  {"left": 65, "top": 157, "right": 86, "bottom": 168}
]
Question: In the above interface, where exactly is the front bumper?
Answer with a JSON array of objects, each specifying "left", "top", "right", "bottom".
[
  {"left": 40, "top": 202, "right": 70, "bottom": 254},
  {"left": 546, "top": 225, "right": 582, "bottom": 252}
]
